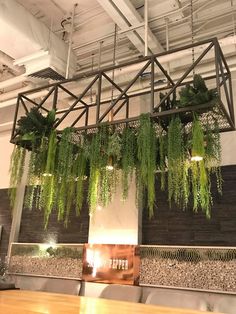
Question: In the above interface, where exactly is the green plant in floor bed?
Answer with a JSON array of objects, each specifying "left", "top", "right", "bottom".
[
  {"left": 9, "top": 145, "right": 27, "bottom": 208},
  {"left": 121, "top": 127, "right": 137, "bottom": 200},
  {"left": 137, "top": 114, "right": 157, "bottom": 218}
]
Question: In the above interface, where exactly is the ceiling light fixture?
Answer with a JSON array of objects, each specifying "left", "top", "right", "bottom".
[{"left": 191, "top": 156, "right": 203, "bottom": 162}]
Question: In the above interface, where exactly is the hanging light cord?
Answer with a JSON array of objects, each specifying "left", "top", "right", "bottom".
[
  {"left": 190, "top": 0, "right": 195, "bottom": 75},
  {"left": 231, "top": 0, "right": 236, "bottom": 37}
]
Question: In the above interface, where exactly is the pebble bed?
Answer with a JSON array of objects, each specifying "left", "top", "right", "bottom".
[
  {"left": 9, "top": 256, "right": 83, "bottom": 279},
  {"left": 9, "top": 251, "right": 236, "bottom": 293},
  {"left": 140, "top": 257, "right": 236, "bottom": 292}
]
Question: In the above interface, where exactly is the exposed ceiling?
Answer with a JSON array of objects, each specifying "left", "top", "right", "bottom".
[{"left": 0, "top": 0, "right": 236, "bottom": 130}]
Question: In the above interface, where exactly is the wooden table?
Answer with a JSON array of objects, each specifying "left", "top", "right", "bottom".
[{"left": 0, "top": 290, "right": 223, "bottom": 314}]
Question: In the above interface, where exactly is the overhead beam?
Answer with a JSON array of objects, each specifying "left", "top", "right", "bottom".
[{"left": 96, "top": 0, "right": 163, "bottom": 55}]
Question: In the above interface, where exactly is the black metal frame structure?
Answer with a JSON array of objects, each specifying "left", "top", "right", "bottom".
[{"left": 11, "top": 37, "right": 235, "bottom": 143}]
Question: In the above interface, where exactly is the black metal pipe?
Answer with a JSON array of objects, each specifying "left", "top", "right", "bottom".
[
  {"left": 218, "top": 99, "right": 235, "bottom": 130},
  {"left": 228, "top": 73, "right": 235, "bottom": 126},
  {"left": 70, "top": 108, "right": 87, "bottom": 127},
  {"left": 37, "top": 86, "right": 56, "bottom": 111},
  {"left": 113, "top": 99, "right": 127, "bottom": 117},
  {"left": 71, "top": 102, "right": 215, "bottom": 132},
  {"left": 54, "top": 74, "right": 99, "bottom": 128},
  {"left": 20, "top": 97, "right": 29, "bottom": 113},
  {"left": 157, "top": 42, "right": 214, "bottom": 110},
  {"left": 102, "top": 72, "right": 128, "bottom": 99},
  {"left": 151, "top": 57, "right": 155, "bottom": 113},
  {"left": 218, "top": 55, "right": 232, "bottom": 121},
  {"left": 98, "top": 60, "right": 152, "bottom": 122},
  {"left": 19, "top": 38, "right": 217, "bottom": 96},
  {"left": 214, "top": 41, "right": 221, "bottom": 99},
  {"left": 53, "top": 86, "right": 58, "bottom": 110},
  {"left": 96, "top": 73, "right": 102, "bottom": 122},
  {"left": 154, "top": 58, "right": 174, "bottom": 86},
  {"left": 10, "top": 95, "right": 20, "bottom": 141}
]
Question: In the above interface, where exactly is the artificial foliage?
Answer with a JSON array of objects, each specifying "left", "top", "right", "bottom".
[
  {"left": 9, "top": 75, "right": 223, "bottom": 226},
  {"left": 167, "top": 116, "right": 185, "bottom": 207},
  {"left": 16, "top": 108, "right": 56, "bottom": 147},
  {"left": 9, "top": 145, "right": 26, "bottom": 208},
  {"left": 179, "top": 74, "right": 217, "bottom": 107},
  {"left": 121, "top": 127, "right": 137, "bottom": 200},
  {"left": 137, "top": 114, "right": 157, "bottom": 217}
]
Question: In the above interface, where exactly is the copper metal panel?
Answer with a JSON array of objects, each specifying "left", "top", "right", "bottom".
[{"left": 82, "top": 244, "right": 140, "bottom": 285}]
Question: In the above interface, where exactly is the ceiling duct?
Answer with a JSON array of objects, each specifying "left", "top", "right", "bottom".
[
  {"left": 0, "top": 0, "right": 76, "bottom": 80},
  {"left": 14, "top": 50, "right": 69, "bottom": 81}
]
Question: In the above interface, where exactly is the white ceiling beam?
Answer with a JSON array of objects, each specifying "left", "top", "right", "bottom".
[
  {"left": 112, "top": 0, "right": 163, "bottom": 53},
  {"left": 96, "top": 0, "right": 163, "bottom": 55}
]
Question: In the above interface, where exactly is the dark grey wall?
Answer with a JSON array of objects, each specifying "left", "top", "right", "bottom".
[
  {"left": 142, "top": 165, "right": 236, "bottom": 246},
  {"left": 0, "top": 189, "right": 12, "bottom": 260},
  {"left": 0, "top": 189, "right": 89, "bottom": 259},
  {"left": 18, "top": 202, "right": 89, "bottom": 244},
  {"left": 1, "top": 165, "right": 236, "bottom": 259}
]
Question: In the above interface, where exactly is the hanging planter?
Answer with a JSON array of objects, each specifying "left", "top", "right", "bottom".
[{"left": 9, "top": 37, "right": 233, "bottom": 229}]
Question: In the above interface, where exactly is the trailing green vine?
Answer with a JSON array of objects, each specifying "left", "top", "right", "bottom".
[
  {"left": 74, "top": 146, "right": 87, "bottom": 216},
  {"left": 9, "top": 75, "right": 224, "bottom": 226},
  {"left": 190, "top": 114, "right": 212, "bottom": 217},
  {"left": 56, "top": 128, "right": 75, "bottom": 223},
  {"left": 9, "top": 145, "right": 26, "bottom": 208},
  {"left": 167, "top": 115, "right": 185, "bottom": 207},
  {"left": 40, "top": 130, "right": 57, "bottom": 227},
  {"left": 121, "top": 127, "right": 137, "bottom": 200},
  {"left": 137, "top": 114, "right": 157, "bottom": 217}
]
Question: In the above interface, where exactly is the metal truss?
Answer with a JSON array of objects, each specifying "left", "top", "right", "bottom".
[{"left": 11, "top": 37, "right": 235, "bottom": 143}]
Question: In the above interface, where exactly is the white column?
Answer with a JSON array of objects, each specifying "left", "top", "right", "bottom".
[{"left": 88, "top": 180, "right": 140, "bottom": 245}]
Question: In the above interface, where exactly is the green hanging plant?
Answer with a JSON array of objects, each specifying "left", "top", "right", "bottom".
[
  {"left": 121, "top": 127, "right": 137, "bottom": 200},
  {"left": 205, "top": 119, "right": 222, "bottom": 194},
  {"left": 191, "top": 113, "right": 205, "bottom": 159},
  {"left": 137, "top": 114, "right": 157, "bottom": 217},
  {"left": 56, "top": 128, "right": 75, "bottom": 223},
  {"left": 190, "top": 114, "right": 212, "bottom": 217},
  {"left": 40, "top": 130, "right": 57, "bottom": 228},
  {"left": 98, "top": 129, "right": 122, "bottom": 207},
  {"left": 179, "top": 74, "right": 217, "bottom": 107},
  {"left": 182, "top": 160, "right": 190, "bottom": 209},
  {"left": 191, "top": 160, "right": 212, "bottom": 218},
  {"left": 88, "top": 126, "right": 107, "bottom": 213},
  {"left": 9, "top": 145, "right": 27, "bottom": 208},
  {"left": 99, "top": 167, "right": 114, "bottom": 207},
  {"left": 158, "top": 132, "right": 167, "bottom": 191},
  {"left": 167, "top": 115, "right": 185, "bottom": 207},
  {"left": 24, "top": 136, "right": 48, "bottom": 210},
  {"left": 24, "top": 150, "right": 38, "bottom": 210},
  {"left": 16, "top": 108, "right": 56, "bottom": 147},
  {"left": 107, "top": 131, "right": 122, "bottom": 163},
  {"left": 74, "top": 146, "right": 87, "bottom": 216}
]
